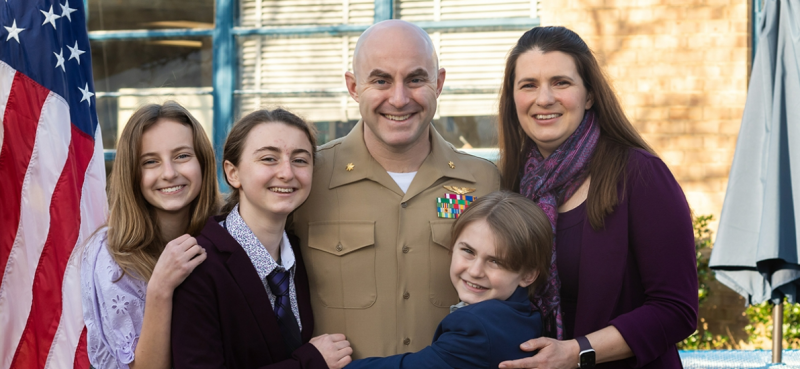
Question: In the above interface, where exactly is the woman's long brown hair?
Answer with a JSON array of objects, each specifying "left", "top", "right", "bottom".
[
  {"left": 106, "top": 101, "right": 219, "bottom": 281},
  {"left": 497, "top": 26, "right": 654, "bottom": 229}
]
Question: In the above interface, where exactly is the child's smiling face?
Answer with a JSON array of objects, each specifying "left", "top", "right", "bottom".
[{"left": 449, "top": 219, "right": 537, "bottom": 304}]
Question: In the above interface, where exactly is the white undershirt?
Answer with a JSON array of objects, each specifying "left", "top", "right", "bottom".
[{"left": 387, "top": 171, "right": 417, "bottom": 193}]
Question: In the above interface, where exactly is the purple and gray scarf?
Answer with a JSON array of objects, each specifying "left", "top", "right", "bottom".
[{"left": 519, "top": 109, "right": 600, "bottom": 340}]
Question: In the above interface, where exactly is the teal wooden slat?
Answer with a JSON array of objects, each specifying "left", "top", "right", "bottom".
[
  {"left": 213, "top": 0, "right": 235, "bottom": 192},
  {"left": 374, "top": 0, "right": 393, "bottom": 22},
  {"left": 89, "top": 28, "right": 214, "bottom": 40}
]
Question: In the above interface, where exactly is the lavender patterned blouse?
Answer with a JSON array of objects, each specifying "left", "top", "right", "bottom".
[{"left": 80, "top": 228, "right": 147, "bottom": 369}]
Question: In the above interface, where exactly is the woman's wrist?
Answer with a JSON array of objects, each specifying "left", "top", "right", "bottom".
[{"left": 569, "top": 339, "right": 581, "bottom": 368}]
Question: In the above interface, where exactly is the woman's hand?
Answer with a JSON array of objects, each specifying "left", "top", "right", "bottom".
[
  {"left": 498, "top": 337, "right": 579, "bottom": 369},
  {"left": 149, "top": 234, "right": 206, "bottom": 295},
  {"left": 131, "top": 235, "right": 205, "bottom": 369},
  {"left": 309, "top": 334, "right": 352, "bottom": 369}
]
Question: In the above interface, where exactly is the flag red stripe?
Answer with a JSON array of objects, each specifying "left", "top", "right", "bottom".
[
  {"left": 10, "top": 125, "right": 94, "bottom": 369},
  {"left": 0, "top": 73, "right": 50, "bottom": 284},
  {"left": 73, "top": 327, "right": 89, "bottom": 369}
]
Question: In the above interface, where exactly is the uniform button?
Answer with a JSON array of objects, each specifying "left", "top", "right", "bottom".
[
  {"left": 401, "top": 202, "right": 408, "bottom": 208},
  {"left": 402, "top": 246, "right": 409, "bottom": 254},
  {"left": 403, "top": 338, "right": 411, "bottom": 345},
  {"left": 403, "top": 291, "right": 410, "bottom": 299},
  {"left": 335, "top": 244, "right": 343, "bottom": 252}
]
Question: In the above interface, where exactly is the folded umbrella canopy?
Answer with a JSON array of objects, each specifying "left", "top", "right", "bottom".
[{"left": 709, "top": 0, "right": 800, "bottom": 360}]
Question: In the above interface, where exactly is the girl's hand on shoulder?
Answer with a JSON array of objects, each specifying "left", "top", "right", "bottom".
[
  {"left": 498, "top": 337, "right": 579, "bottom": 369},
  {"left": 149, "top": 234, "right": 207, "bottom": 295},
  {"left": 309, "top": 333, "right": 352, "bottom": 369}
]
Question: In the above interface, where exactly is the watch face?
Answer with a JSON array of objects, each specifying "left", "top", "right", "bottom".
[{"left": 579, "top": 350, "right": 596, "bottom": 368}]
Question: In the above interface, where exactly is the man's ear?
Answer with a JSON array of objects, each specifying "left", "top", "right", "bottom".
[
  {"left": 345, "top": 71, "right": 359, "bottom": 102},
  {"left": 519, "top": 270, "right": 539, "bottom": 288},
  {"left": 435, "top": 67, "right": 446, "bottom": 97},
  {"left": 223, "top": 160, "right": 241, "bottom": 190}
]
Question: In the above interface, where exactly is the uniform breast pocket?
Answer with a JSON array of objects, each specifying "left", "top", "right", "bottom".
[
  {"left": 429, "top": 220, "right": 458, "bottom": 307},
  {"left": 306, "top": 221, "right": 376, "bottom": 309}
]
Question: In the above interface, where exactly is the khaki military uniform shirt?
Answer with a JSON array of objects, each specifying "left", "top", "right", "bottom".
[{"left": 291, "top": 121, "right": 501, "bottom": 359}]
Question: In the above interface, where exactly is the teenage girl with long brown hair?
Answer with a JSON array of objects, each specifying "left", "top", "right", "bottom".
[{"left": 81, "top": 101, "right": 218, "bottom": 369}]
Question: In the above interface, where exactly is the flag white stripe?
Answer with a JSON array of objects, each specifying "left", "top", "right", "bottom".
[
  {"left": 45, "top": 124, "right": 107, "bottom": 369},
  {"left": 0, "top": 62, "right": 16, "bottom": 176},
  {"left": 0, "top": 93, "right": 72, "bottom": 369}
]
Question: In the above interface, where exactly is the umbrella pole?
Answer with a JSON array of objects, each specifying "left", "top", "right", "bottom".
[{"left": 772, "top": 301, "right": 783, "bottom": 363}]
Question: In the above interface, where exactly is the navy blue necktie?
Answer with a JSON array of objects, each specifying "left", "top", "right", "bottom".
[{"left": 267, "top": 268, "right": 302, "bottom": 353}]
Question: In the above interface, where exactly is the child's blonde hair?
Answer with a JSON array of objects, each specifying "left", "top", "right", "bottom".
[{"left": 448, "top": 191, "right": 553, "bottom": 299}]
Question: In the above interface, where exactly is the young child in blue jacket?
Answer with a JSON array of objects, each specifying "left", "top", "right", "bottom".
[{"left": 345, "top": 191, "right": 552, "bottom": 369}]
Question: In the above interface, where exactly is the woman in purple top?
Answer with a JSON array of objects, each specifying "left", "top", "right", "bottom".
[
  {"left": 80, "top": 102, "right": 219, "bottom": 369},
  {"left": 496, "top": 27, "right": 698, "bottom": 368}
]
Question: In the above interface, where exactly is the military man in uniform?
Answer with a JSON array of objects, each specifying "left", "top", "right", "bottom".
[{"left": 290, "top": 19, "right": 501, "bottom": 359}]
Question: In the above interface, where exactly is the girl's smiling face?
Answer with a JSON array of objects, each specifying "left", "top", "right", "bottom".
[
  {"left": 224, "top": 122, "right": 313, "bottom": 221},
  {"left": 449, "top": 219, "right": 537, "bottom": 304},
  {"left": 139, "top": 118, "right": 203, "bottom": 220}
]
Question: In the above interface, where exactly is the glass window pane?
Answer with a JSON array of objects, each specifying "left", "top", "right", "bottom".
[
  {"left": 433, "top": 116, "right": 498, "bottom": 149},
  {"left": 97, "top": 96, "right": 119, "bottom": 150},
  {"left": 98, "top": 94, "right": 214, "bottom": 151},
  {"left": 239, "top": 0, "right": 374, "bottom": 28},
  {"left": 88, "top": 0, "right": 214, "bottom": 31},
  {"left": 91, "top": 37, "right": 213, "bottom": 92}
]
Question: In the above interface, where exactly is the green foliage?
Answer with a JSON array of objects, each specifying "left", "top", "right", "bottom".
[
  {"left": 679, "top": 329, "right": 730, "bottom": 350},
  {"left": 694, "top": 215, "right": 713, "bottom": 306},
  {"left": 745, "top": 298, "right": 800, "bottom": 348},
  {"left": 670, "top": 214, "right": 800, "bottom": 349},
  {"left": 678, "top": 215, "right": 728, "bottom": 350}
]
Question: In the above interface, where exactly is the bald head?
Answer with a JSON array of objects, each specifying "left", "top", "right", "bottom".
[
  {"left": 344, "top": 19, "right": 446, "bottom": 157},
  {"left": 352, "top": 20, "right": 439, "bottom": 79}
]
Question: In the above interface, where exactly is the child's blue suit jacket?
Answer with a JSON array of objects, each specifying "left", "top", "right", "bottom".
[{"left": 345, "top": 286, "right": 542, "bottom": 369}]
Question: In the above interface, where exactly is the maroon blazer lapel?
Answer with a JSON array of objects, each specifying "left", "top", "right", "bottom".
[
  {"left": 201, "top": 217, "right": 289, "bottom": 359},
  {"left": 288, "top": 233, "right": 315, "bottom": 343},
  {"left": 573, "top": 191, "right": 629, "bottom": 337}
]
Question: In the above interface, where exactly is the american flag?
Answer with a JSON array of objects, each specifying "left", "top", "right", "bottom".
[{"left": 0, "top": 0, "right": 107, "bottom": 368}]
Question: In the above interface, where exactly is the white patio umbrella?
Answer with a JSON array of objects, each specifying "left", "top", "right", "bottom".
[{"left": 709, "top": 0, "right": 800, "bottom": 362}]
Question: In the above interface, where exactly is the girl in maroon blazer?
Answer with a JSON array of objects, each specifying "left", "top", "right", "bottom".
[
  {"left": 496, "top": 27, "right": 697, "bottom": 368},
  {"left": 171, "top": 109, "right": 352, "bottom": 369}
]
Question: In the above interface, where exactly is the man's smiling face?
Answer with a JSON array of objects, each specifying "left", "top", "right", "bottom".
[{"left": 346, "top": 22, "right": 445, "bottom": 152}]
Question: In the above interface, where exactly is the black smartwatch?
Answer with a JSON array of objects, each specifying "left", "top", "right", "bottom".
[{"left": 576, "top": 336, "right": 596, "bottom": 368}]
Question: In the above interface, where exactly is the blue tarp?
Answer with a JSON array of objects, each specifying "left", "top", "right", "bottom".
[{"left": 680, "top": 350, "right": 800, "bottom": 368}]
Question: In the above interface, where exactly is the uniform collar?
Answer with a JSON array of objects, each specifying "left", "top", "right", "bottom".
[{"left": 329, "top": 120, "right": 477, "bottom": 201}]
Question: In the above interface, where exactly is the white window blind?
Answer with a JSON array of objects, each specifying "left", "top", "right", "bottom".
[
  {"left": 396, "top": 0, "right": 537, "bottom": 21},
  {"left": 240, "top": 0, "right": 374, "bottom": 28},
  {"left": 238, "top": 35, "right": 359, "bottom": 122}
]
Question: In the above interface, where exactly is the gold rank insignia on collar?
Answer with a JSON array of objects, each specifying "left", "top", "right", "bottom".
[
  {"left": 448, "top": 161, "right": 455, "bottom": 169},
  {"left": 346, "top": 163, "right": 355, "bottom": 172},
  {"left": 443, "top": 185, "right": 475, "bottom": 195}
]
